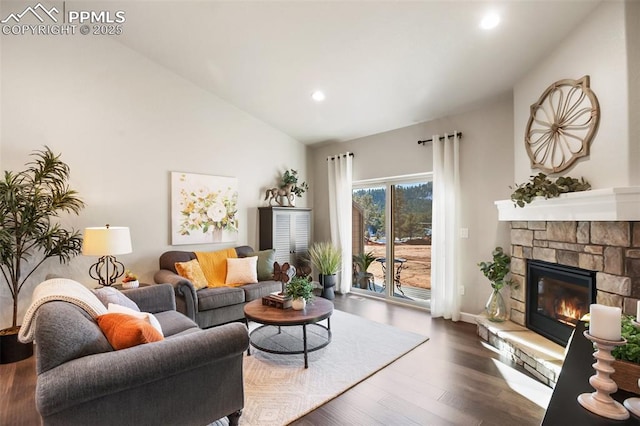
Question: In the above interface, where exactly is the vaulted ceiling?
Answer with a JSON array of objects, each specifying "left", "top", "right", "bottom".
[{"left": 116, "top": 1, "right": 601, "bottom": 145}]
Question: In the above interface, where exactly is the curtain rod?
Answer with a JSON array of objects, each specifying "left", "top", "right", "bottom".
[
  {"left": 327, "top": 152, "right": 354, "bottom": 161},
  {"left": 417, "top": 132, "right": 463, "bottom": 145}
]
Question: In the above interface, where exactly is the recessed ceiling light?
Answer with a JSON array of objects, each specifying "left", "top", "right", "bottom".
[
  {"left": 311, "top": 90, "right": 326, "bottom": 102},
  {"left": 480, "top": 12, "right": 500, "bottom": 30}
]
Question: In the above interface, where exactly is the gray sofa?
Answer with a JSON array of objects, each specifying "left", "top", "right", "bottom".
[
  {"left": 154, "top": 245, "right": 283, "bottom": 329},
  {"left": 33, "top": 284, "right": 248, "bottom": 426}
]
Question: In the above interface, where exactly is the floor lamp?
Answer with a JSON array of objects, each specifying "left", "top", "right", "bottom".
[{"left": 82, "top": 225, "right": 132, "bottom": 286}]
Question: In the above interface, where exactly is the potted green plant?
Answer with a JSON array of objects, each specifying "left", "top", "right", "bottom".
[
  {"left": 610, "top": 315, "right": 640, "bottom": 392},
  {"left": 308, "top": 241, "right": 341, "bottom": 300},
  {"left": 353, "top": 251, "right": 376, "bottom": 289},
  {"left": 284, "top": 276, "right": 314, "bottom": 310},
  {"left": 0, "top": 147, "right": 84, "bottom": 363},
  {"left": 477, "top": 246, "right": 516, "bottom": 322},
  {"left": 281, "top": 169, "right": 308, "bottom": 206}
]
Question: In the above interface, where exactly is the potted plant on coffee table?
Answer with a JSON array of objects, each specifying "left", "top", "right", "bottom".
[
  {"left": 284, "top": 276, "right": 314, "bottom": 310},
  {"left": 308, "top": 241, "right": 341, "bottom": 300},
  {"left": 353, "top": 251, "right": 376, "bottom": 289},
  {"left": 0, "top": 147, "right": 84, "bottom": 363}
]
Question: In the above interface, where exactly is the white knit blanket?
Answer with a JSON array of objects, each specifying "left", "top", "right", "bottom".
[{"left": 18, "top": 278, "right": 107, "bottom": 343}]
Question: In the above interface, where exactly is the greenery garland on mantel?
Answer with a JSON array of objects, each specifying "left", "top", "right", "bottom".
[{"left": 510, "top": 172, "right": 591, "bottom": 208}]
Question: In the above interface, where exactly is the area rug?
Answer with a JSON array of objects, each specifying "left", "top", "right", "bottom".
[{"left": 238, "top": 309, "right": 429, "bottom": 425}]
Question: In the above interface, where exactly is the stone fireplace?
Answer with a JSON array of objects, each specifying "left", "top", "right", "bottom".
[
  {"left": 508, "top": 220, "right": 640, "bottom": 331},
  {"left": 475, "top": 188, "right": 640, "bottom": 387}
]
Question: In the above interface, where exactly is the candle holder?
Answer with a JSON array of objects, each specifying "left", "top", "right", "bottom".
[{"left": 577, "top": 331, "right": 629, "bottom": 420}]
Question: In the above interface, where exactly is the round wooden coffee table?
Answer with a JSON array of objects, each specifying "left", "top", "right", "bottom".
[{"left": 243, "top": 298, "right": 333, "bottom": 368}]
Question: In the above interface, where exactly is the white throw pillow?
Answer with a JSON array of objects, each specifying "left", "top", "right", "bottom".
[
  {"left": 93, "top": 286, "right": 140, "bottom": 311},
  {"left": 107, "top": 303, "right": 163, "bottom": 337},
  {"left": 225, "top": 256, "right": 258, "bottom": 285}
]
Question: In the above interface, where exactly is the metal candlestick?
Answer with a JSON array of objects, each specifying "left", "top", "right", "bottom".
[{"left": 577, "top": 331, "right": 629, "bottom": 420}]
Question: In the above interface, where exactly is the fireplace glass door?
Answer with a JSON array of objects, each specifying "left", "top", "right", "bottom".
[{"left": 526, "top": 260, "right": 596, "bottom": 346}]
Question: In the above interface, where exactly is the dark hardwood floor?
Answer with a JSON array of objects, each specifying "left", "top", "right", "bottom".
[{"left": 0, "top": 294, "right": 551, "bottom": 425}]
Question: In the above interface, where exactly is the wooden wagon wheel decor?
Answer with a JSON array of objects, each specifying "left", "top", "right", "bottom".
[{"left": 525, "top": 76, "right": 600, "bottom": 173}]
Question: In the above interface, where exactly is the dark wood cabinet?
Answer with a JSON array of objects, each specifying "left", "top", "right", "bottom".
[{"left": 259, "top": 207, "right": 311, "bottom": 267}]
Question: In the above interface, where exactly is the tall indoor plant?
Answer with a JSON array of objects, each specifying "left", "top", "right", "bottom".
[
  {"left": 308, "top": 241, "right": 341, "bottom": 300},
  {"left": 0, "top": 147, "right": 84, "bottom": 363},
  {"left": 477, "top": 246, "right": 516, "bottom": 322}
]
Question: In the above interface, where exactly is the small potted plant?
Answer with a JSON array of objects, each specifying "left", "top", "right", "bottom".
[
  {"left": 308, "top": 241, "right": 341, "bottom": 300},
  {"left": 477, "top": 247, "right": 516, "bottom": 322},
  {"left": 281, "top": 169, "right": 308, "bottom": 206},
  {"left": 122, "top": 270, "right": 139, "bottom": 289},
  {"left": 353, "top": 251, "right": 376, "bottom": 289},
  {"left": 284, "top": 276, "right": 314, "bottom": 310}
]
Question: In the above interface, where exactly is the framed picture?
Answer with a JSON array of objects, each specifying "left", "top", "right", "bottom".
[{"left": 171, "top": 172, "right": 239, "bottom": 245}]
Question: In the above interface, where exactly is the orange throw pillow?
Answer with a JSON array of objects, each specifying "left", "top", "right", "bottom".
[
  {"left": 175, "top": 259, "right": 208, "bottom": 290},
  {"left": 97, "top": 313, "right": 164, "bottom": 350}
]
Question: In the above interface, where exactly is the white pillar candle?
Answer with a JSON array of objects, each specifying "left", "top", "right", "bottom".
[
  {"left": 589, "top": 304, "right": 622, "bottom": 341},
  {"left": 637, "top": 300, "right": 640, "bottom": 323}
]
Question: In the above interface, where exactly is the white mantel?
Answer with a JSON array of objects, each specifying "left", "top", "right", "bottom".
[{"left": 495, "top": 187, "right": 640, "bottom": 221}]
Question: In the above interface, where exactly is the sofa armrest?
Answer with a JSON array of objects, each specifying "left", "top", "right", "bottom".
[
  {"left": 36, "top": 322, "right": 249, "bottom": 417},
  {"left": 120, "top": 283, "right": 176, "bottom": 313},
  {"left": 154, "top": 269, "right": 198, "bottom": 321}
]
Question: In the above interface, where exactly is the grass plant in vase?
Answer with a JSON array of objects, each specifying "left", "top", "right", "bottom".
[{"left": 308, "top": 241, "right": 341, "bottom": 300}]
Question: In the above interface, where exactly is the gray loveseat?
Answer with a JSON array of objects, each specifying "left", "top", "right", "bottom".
[
  {"left": 33, "top": 283, "right": 248, "bottom": 426},
  {"left": 154, "top": 245, "right": 283, "bottom": 329}
]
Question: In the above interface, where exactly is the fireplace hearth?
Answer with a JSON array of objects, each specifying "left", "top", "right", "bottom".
[{"left": 526, "top": 260, "right": 596, "bottom": 346}]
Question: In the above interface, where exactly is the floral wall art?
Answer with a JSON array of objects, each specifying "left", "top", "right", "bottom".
[{"left": 171, "top": 172, "right": 238, "bottom": 245}]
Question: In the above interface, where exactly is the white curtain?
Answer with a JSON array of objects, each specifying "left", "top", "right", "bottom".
[
  {"left": 431, "top": 133, "right": 461, "bottom": 321},
  {"left": 327, "top": 153, "right": 353, "bottom": 294}
]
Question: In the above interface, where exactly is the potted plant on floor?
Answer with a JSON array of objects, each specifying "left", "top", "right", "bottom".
[
  {"left": 353, "top": 251, "right": 376, "bottom": 289},
  {"left": 0, "top": 147, "right": 84, "bottom": 363},
  {"left": 308, "top": 241, "right": 341, "bottom": 300},
  {"left": 284, "top": 276, "right": 314, "bottom": 310},
  {"left": 477, "top": 247, "right": 516, "bottom": 322}
]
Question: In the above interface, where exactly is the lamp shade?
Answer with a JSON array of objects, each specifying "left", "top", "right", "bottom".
[{"left": 82, "top": 226, "right": 132, "bottom": 256}]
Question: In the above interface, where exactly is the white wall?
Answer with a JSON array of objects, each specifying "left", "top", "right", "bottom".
[
  {"left": 627, "top": 0, "right": 640, "bottom": 186},
  {"left": 514, "top": 1, "right": 633, "bottom": 188},
  {"left": 311, "top": 93, "right": 514, "bottom": 316},
  {"left": 0, "top": 34, "right": 307, "bottom": 328}
]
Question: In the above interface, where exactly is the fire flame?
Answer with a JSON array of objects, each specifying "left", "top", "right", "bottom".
[{"left": 556, "top": 299, "right": 584, "bottom": 325}]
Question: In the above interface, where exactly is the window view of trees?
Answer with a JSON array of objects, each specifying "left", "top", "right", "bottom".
[
  {"left": 353, "top": 182, "right": 432, "bottom": 243},
  {"left": 352, "top": 181, "right": 432, "bottom": 303}
]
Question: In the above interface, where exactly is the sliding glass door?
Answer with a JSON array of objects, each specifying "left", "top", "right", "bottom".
[{"left": 352, "top": 176, "right": 431, "bottom": 307}]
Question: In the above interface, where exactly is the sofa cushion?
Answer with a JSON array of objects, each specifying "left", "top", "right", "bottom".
[
  {"left": 97, "top": 313, "right": 164, "bottom": 350},
  {"left": 154, "top": 310, "right": 199, "bottom": 337},
  {"left": 248, "top": 249, "right": 276, "bottom": 281},
  {"left": 107, "top": 303, "right": 164, "bottom": 337},
  {"left": 34, "top": 302, "right": 113, "bottom": 374},
  {"left": 241, "top": 280, "right": 283, "bottom": 302},
  {"left": 197, "top": 286, "right": 245, "bottom": 311},
  {"left": 175, "top": 259, "right": 208, "bottom": 290},
  {"left": 93, "top": 287, "right": 140, "bottom": 311},
  {"left": 225, "top": 256, "right": 258, "bottom": 286}
]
